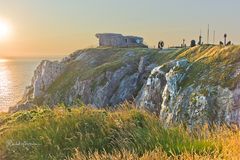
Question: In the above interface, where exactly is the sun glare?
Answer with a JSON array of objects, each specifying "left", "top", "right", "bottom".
[
  {"left": 0, "top": 59, "right": 8, "bottom": 62},
  {"left": 0, "top": 19, "right": 11, "bottom": 41}
]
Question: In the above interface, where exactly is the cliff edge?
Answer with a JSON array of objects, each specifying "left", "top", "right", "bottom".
[{"left": 11, "top": 45, "right": 240, "bottom": 127}]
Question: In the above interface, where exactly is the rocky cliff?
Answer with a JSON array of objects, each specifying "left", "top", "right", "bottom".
[
  {"left": 11, "top": 45, "right": 240, "bottom": 127},
  {"left": 137, "top": 45, "right": 240, "bottom": 127}
]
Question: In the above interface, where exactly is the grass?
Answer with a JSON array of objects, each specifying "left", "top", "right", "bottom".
[
  {"left": 4, "top": 45, "right": 240, "bottom": 159},
  {"left": 152, "top": 48, "right": 188, "bottom": 65},
  {"left": 177, "top": 45, "right": 240, "bottom": 89},
  {"left": 1, "top": 103, "right": 240, "bottom": 160}
]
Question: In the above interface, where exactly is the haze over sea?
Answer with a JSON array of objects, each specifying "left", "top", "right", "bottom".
[{"left": 0, "top": 58, "right": 57, "bottom": 112}]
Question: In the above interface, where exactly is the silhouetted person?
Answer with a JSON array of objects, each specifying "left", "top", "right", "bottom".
[
  {"left": 227, "top": 41, "right": 231, "bottom": 46},
  {"left": 158, "top": 41, "right": 164, "bottom": 50},
  {"left": 190, "top": 40, "right": 196, "bottom": 47}
]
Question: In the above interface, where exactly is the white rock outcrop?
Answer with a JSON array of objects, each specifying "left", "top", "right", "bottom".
[
  {"left": 136, "top": 58, "right": 240, "bottom": 127},
  {"left": 31, "top": 60, "right": 65, "bottom": 98}
]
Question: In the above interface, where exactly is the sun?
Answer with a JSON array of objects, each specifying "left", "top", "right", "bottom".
[{"left": 0, "top": 20, "right": 11, "bottom": 41}]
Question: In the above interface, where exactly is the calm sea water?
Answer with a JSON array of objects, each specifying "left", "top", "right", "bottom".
[{"left": 0, "top": 58, "right": 53, "bottom": 112}]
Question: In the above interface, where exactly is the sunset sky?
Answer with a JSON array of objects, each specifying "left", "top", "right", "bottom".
[{"left": 0, "top": 0, "right": 239, "bottom": 58}]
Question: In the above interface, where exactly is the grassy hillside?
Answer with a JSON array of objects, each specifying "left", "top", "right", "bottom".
[
  {"left": 19, "top": 45, "right": 240, "bottom": 108},
  {"left": 177, "top": 45, "right": 240, "bottom": 89},
  {"left": 3, "top": 45, "right": 240, "bottom": 159},
  {"left": 35, "top": 47, "right": 186, "bottom": 105},
  {"left": 36, "top": 45, "right": 240, "bottom": 105},
  {"left": 1, "top": 103, "right": 240, "bottom": 159}
]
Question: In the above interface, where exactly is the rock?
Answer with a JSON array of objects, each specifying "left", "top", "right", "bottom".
[
  {"left": 10, "top": 60, "right": 65, "bottom": 112},
  {"left": 68, "top": 78, "right": 93, "bottom": 104},
  {"left": 92, "top": 64, "right": 135, "bottom": 107},
  {"left": 136, "top": 60, "right": 240, "bottom": 127},
  {"left": 31, "top": 60, "right": 65, "bottom": 98},
  {"left": 110, "top": 73, "right": 140, "bottom": 105},
  {"left": 136, "top": 59, "right": 189, "bottom": 115},
  {"left": 138, "top": 56, "right": 149, "bottom": 73},
  {"left": 15, "top": 48, "right": 155, "bottom": 112},
  {"left": 145, "top": 63, "right": 158, "bottom": 71},
  {"left": 75, "top": 52, "right": 88, "bottom": 61},
  {"left": 135, "top": 57, "right": 240, "bottom": 127}
]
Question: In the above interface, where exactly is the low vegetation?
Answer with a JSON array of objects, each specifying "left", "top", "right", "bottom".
[
  {"left": 0, "top": 103, "right": 240, "bottom": 160},
  {"left": 2, "top": 45, "right": 240, "bottom": 159},
  {"left": 177, "top": 45, "right": 240, "bottom": 89}
]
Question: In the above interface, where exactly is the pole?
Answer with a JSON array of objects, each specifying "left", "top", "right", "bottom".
[
  {"left": 224, "top": 34, "right": 227, "bottom": 46},
  {"left": 213, "top": 30, "right": 215, "bottom": 44},
  {"left": 207, "top": 24, "right": 209, "bottom": 44}
]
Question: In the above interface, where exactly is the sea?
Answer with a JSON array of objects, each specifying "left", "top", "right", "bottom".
[{"left": 0, "top": 58, "right": 60, "bottom": 112}]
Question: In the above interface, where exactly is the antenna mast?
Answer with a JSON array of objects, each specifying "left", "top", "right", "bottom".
[
  {"left": 213, "top": 30, "right": 215, "bottom": 44},
  {"left": 207, "top": 24, "right": 209, "bottom": 44},
  {"left": 198, "top": 29, "right": 202, "bottom": 45}
]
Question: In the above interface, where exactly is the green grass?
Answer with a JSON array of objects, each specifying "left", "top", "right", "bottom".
[
  {"left": 143, "top": 48, "right": 186, "bottom": 66},
  {"left": 177, "top": 45, "right": 240, "bottom": 89},
  {"left": 5, "top": 45, "right": 240, "bottom": 159},
  {"left": 0, "top": 104, "right": 220, "bottom": 160}
]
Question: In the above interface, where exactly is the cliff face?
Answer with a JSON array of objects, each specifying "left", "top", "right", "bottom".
[
  {"left": 136, "top": 58, "right": 239, "bottom": 127},
  {"left": 12, "top": 48, "right": 173, "bottom": 112},
  {"left": 137, "top": 45, "right": 240, "bottom": 126},
  {"left": 11, "top": 45, "right": 240, "bottom": 126},
  {"left": 32, "top": 60, "right": 65, "bottom": 98}
]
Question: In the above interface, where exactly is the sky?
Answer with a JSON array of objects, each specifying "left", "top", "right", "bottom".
[{"left": 0, "top": 0, "right": 239, "bottom": 58}]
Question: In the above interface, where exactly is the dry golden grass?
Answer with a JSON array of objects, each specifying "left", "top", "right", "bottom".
[{"left": 1, "top": 104, "right": 240, "bottom": 160}]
